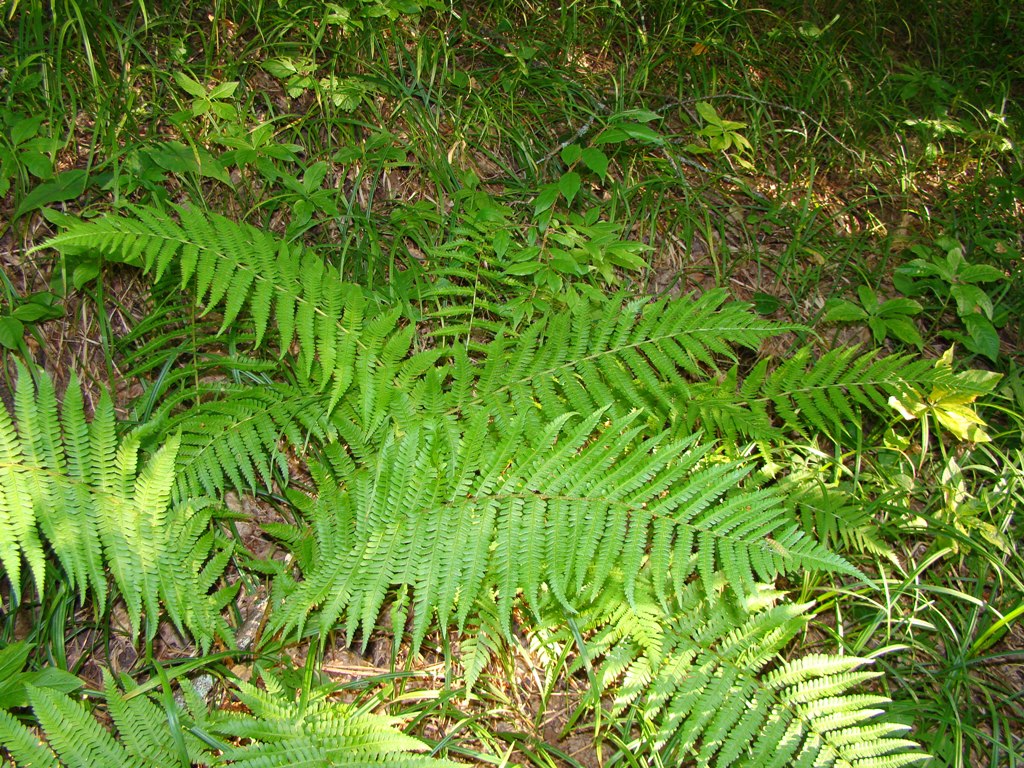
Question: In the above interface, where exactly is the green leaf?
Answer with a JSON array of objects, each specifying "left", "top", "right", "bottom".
[
  {"left": 867, "top": 317, "right": 887, "bottom": 344},
  {"left": 72, "top": 262, "right": 102, "bottom": 289},
  {"left": 262, "top": 57, "right": 300, "bottom": 78},
  {"left": 593, "top": 126, "right": 628, "bottom": 145},
  {"left": 560, "top": 144, "right": 582, "bottom": 165},
  {"left": 951, "top": 284, "right": 993, "bottom": 318},
  {"left": 581, "top": 147, "right": 609, "bottom": 180},
  {"left": 505, "top": 260, "right": 544, "bottom": 275},
  {"left": 856, "top": 284, "right": 879, "bottom": 309},
  {"left": 20, "top": 151, "right": 54, "bottom": 179},
  {"left": 173, "top": 71, "right": 208, "bottom": 97},
  {"left": 0, "top": 317, "right": 23, "bottom": 349},
  {"left": 885, "top": 316, "right": 924, "bottom": 349},
  {"left": 12, "top": 302, "right": 55, "bottom": 322},
  {"left": 11, "top": 116, "right": 44, "bottom": 146},
  {"left": 13, "top": 170, "right": 88, "bottom": 219},
  {"left": 822, "top": 299, "right": 866, "bottom": 323},
  {"left": 549, "top": 249, "right": 583, "bottom": 275},
  {"left": 752, "top": 292, "right": 782, "bottom": 314},
  {"left": 493, "top": 229, "right": 511, "bottom": 259},
  {"left": 208, "top": 80, "right": 239, "bottom": 99},
  {"left": 533, "top": 183, "right": 560, "bottom": 216},
  {"left": 558, "top": 171, "right": 581, "bottom": 205},
  {"left": 878, "top": 298, "right": 922, "bottom": 317},
  {"left": 959, "top": 263, "right": 1004, "bottom": 283},
  {"left": 302, "top": 161, "right": 329, "bottom": 193},
  {"left": 695, "top": 101, "right": 722, "bottom": 125},
  {"left": 0, "top": 642, "right": 32, "bottom": 685},
  {"left": 963, "top": 314, "right": 1000, "bottom": 362},
  {"left": 616, "top": 122, "right": 663, "bottom": 143},
  {"left": 210, "top": 102, "right": 238, "bottom": 120}
]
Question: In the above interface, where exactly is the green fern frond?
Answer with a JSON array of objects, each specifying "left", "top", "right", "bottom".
[
  {"left": 40, "top": 205, "right": 371, "bottom": 388},
  {"left": 103, "top": 672, "right": 213, "bottom": 766},
  {"left": 271, "top": 412, "right": 855, "bottom": 647},
  {"left": 440, "top": 290, "right": 785, "bottom": 437},
  {"left": 27, "top": 684, "right": 136, "bottom": 768},
  {"left": 0, "top": 707, "right": 60, "bottom": 768},
  {"left": 6, "top": 674, "right": 453, "bottom": 768},
  {"left": 785, "top": 476, "right": 894, "bottom": 560},
  {"left": 558, "top": 578, "right": 928, "bottom": 767},
  {"left": 211, "top": 675, "right": 459, "bottom": 767},
  {"left": 0, "top": 366, "right": 50, "bottom": 595},
  {"left": 437, "top": 295, "right": 958, "bottom": 452},
  {"left": 157, "top": 382, "right": 337, "bottom": 498},
  {"left": 0, "top": 368, "right": 231, "bottom": 650},
  {"left": 458, "top": 597, "right": 504, "bottom": 693},
  {"left": 751, "top": 346, "right": 938, "bottom": 441}
]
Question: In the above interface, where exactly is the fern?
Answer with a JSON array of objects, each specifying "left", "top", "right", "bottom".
[
  {"left": 269, "top": 410, "right": 856, "bottom": 647},
  {"left": 434, "top": 289, "right": 782, "bottom": 431},
  {"left": 552, "top": 577, "right": 929, "bottom": 767},
  {"left": 30, "top": 207, "right": 946, "bottom": 764},
  {"left": 40, "top": 204, "right": 370, "bottom": 392},
  {"left": 154, "top": 381, "right": 338, "bottom": 499},
  {"left": 0, "top": 368, "right": 232, "bottom": 650},
  {"left": 213, "top": 673, "right": 459, "bottom": 767},
  {"left": 426, "top": 293, "right": 956, "bottom": 453},
  {"left": 0, "top": 672, "right": 456, "bottom": 767}
]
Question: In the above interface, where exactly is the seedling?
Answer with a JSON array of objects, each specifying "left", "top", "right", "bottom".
[
  {"left": 895, "top": 236, "right": 1005, "bottom": 361},
  {"left": 823, "top": 284, "right": 924, "bottom": 349},
  {"left": 685, "top": 101, "right": 754, "bottom": 169}
]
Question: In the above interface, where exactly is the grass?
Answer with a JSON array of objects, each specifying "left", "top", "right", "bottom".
[{"left": 0, "top": 0, "right": 1022, "bottom": 765}]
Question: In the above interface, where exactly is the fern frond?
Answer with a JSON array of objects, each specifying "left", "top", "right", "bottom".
[
  {"left": 27, "top": 685, "right": 135, "bottom": 768},
  {"left": 9, "top": 673, "right": 454, "bottom": 768},
  {"left": 559, "top": 578, "right": 928, "bottom": 767},
  {"left": 103, "top": 671, "right": 214, "bottom": 766},
  {"left": 0, "top": 365, "right": 49, "bottom": 594},
  {"left": 437, "top": 296, "right": 960, "bottom": 452},
  {"left": 0, "top": 707, "right": 60, "bottom": 768},
  {"left": 211, "top": 675, "right": 459, "bottom": 767},
  {"left": 441, "top": 290, "right": 785, "bottom": 437},
  {"left": 155, "top": 382, "right": 337, "bottom": 499},
  {"left": 271, "top": 412, "right": 855, "bottom": 647},
  {"left": 0, "top": 369, "right": 230, "bottom": 650},
  {"left": 752, "top": 346, "right": 938, "bottom": 441},
  {"left": 40, "top": 205, "right": 371, "bottom": 388},
  {"left": 785, "top": 475, "right": 894, "bottom": 560}
]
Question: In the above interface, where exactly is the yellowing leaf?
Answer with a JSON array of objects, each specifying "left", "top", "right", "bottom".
[
  {"left": 888, "top": 395, "right": 926, "bottom": 421},
  {"left": 933, "top": 403, "right": 991, "bottom": 442}
]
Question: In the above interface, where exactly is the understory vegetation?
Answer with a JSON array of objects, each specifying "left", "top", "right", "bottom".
[{"left": 0, "top": 0, "right": 1022, "bottom": 765}]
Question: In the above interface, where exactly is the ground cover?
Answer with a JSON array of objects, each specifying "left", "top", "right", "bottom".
[{"left": 0, "top": 0, "right": 1022, "bottom": 765}]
